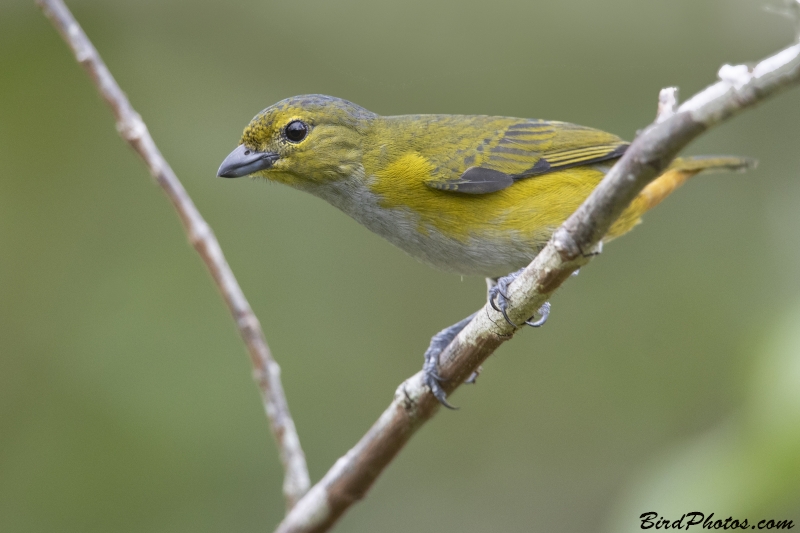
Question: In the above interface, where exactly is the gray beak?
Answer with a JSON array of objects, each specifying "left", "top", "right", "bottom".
[{"left": 217, "top": 144, "right": 279, "bottom": 178}]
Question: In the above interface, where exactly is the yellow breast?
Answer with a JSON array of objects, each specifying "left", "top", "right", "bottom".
[{"left": 368, "top": 151, "right": 643, "bottom": 245}]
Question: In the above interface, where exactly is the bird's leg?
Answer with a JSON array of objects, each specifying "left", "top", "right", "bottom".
[
  {"left": 488, "top": 269, "right": 552, "bottom": 328},
  {"left": 424, "top": 274, "right": 551, "bottom": 408},
  {"left": 423, "top": 312, "right": 478, "bottom": 409},
  {"left": 422, "top": 269, "right": 550, "bottom": 409}
]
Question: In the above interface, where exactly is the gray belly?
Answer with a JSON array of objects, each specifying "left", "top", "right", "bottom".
[{"left": 301, "top": 178, "right": 544, "bottom": 278}]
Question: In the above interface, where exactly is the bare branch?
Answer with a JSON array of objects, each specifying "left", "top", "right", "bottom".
[
  {"left": 274, "top": 41, "right": 800, "bottom": 533},
  {"left": 35, "top": 0, "right": 310, "bottom": 509}
]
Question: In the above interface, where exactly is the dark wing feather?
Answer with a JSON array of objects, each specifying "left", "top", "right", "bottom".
[{"left": 426, "top": 167, "right": 513, "bottom": 194}]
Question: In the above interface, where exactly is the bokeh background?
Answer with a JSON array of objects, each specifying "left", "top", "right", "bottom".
[{"left": 2, "top": 0, "right": 800, "bottom": 531}]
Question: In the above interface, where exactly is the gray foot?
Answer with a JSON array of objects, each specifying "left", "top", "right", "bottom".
[
  {"left": 488, "top": 268, "right": 552, "bottom": 328},
  {"left": 423, "top": 312, "right": 477, "bottom": 409}
]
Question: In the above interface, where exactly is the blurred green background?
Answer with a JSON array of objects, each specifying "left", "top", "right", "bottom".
[{"left": 2, "top": 0, "right": 800, "bottom": 531}]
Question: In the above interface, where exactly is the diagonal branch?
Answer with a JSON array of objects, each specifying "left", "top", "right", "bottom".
[
  {"left": 274, "top": 42, "right": 800, "bottom": 533},
  {"left": 36, "top": 0, "right": 311, "bottom": 509}
]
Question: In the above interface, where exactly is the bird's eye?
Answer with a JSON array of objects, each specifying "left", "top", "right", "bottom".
[{"left": 285, "top": 120, "right": 309, "bottom": 143}]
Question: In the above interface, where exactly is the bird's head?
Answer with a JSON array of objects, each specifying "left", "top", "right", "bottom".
[{"left": 217, "top": 95, "right": 376, "bottom": 188}]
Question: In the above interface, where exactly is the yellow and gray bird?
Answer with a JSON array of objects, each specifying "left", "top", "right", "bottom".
[{"left": 218, "top": 94, "right": 752, "bottom": 406}]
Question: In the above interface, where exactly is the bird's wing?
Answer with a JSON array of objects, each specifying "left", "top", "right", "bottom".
[{"left": 425, "top": 119, "right": 629, "bottom": 194}]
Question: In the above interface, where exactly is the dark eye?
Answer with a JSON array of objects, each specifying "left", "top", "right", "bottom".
[{"left": 285, "top": 120, "right": 309, "bottom": 143}]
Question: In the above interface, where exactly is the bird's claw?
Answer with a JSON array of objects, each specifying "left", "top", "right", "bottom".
[
  {"left": 422, "top": 312, "right": 477, "bottom": 409},
  {"left": 488, "top": 269, "right": 552, "bottom": 328},
  {"left": 464, "top": 367, "right": 482, "bottom": 384},
  {"left": 524, "top": 301, "right": 551, "bottom": 327},
  {"left": 424, "top": 371, "right": 458, "bottom": 410},
  {"left": 489, "top": 274, "right": 517, "bottom": 326},
  {"left": 422, "top": 271, "right": 551, "bottom": 408}
]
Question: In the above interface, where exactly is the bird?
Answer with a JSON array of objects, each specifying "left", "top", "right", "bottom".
[{"left": 217, "top": 94, "right": 753, "bottom": 407}]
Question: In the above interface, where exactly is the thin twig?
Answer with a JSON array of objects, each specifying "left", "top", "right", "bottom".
[
  {"left": 656, "top": 87, "right": 679, "bottom": 122},
  {"left": 275, "top": 42, "right": 800, "bottom": 533},
  {"left": 36, "top": 0, "right": 311, "bottom": 509}
]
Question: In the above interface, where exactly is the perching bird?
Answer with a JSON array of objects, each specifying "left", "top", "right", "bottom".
[{"left": 218, "top": 94, "right": 752, "bottom": 407}]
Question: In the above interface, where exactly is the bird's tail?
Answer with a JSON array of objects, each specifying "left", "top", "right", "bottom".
[
  {"left": 607, "top": 155, "right": 755, "bottom": 240},
  {"left": 639, "top": 155, "right": 756, "bottom": 211}
]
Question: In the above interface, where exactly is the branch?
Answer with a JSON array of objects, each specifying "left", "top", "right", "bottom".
[
  {"left": 275, "top": 42, "right": 800, "bottom": 533},
  {"left": 656, "top": 87, "right": 679, "bottom": 122},
  {"left": 36, "top": 0, "right": 311, "bottom": 509}
]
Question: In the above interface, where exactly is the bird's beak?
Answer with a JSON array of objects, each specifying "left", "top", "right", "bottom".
[{"left": 217, "top": 144, "right": 279, "bottom": 178}]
